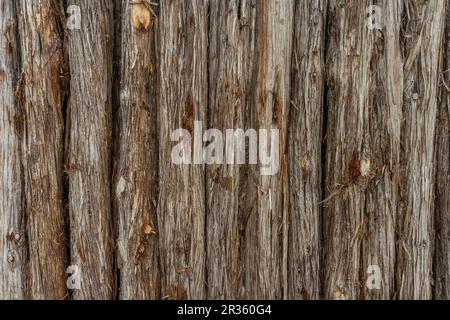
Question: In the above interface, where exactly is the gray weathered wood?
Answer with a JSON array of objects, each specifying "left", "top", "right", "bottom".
[
  {"left": 3, "top": 0, "right": 450, "bottom": 301},
  {"left": 207, "top": 0, "right": 256, "bottom": 300},
  {"left": 114, "top": 0, "right": 160, "bottom": 300},
  {"left": 397, "top": 0, "right": 445, "bottom": 300},
  {"left": 360, "top": 0, "right": 403, "bottom": 300},
  {"left": 157, "top": 0, "right": 208, "bottom": 300},
  {"left": 323, "top": 0, "right": 403, "bottom": 300},
  {"left": 435, "top": 7, "right": 450, "bottom": 300},
  {"left": 17, "top": 0, "right": 68, "bottom": 299},
  {"left": 0, "top": 0, "right": 26, "bottom": 300},
  {"left": 242, "top": 0, "right": 294, "bottom": 299},
  {"left": 323, "top": 0, "right": 371, "bottom": 300},
  {"left": 66, "top": 0, "right": 115, "bottom": 299},
  {"left": 287, "top": 0, "right": 326, "bottom": 300}
]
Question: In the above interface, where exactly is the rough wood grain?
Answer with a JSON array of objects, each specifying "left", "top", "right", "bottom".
[
  {"left": 323, "top": 0, "right": 403, "bottom": 300},
  {"left": 3, "top": 0, "right": 450, "bottom": 301},
  {"left": 435, "top": 7, "right": 450, "bottom": 300},
  {"left": 114, "top": 0, "right": 160, "bottom": 300},
  {"left": 0, "top": 0, "right": 26, "bottom": 299},
  {"left": 323, "top": 0, "right": 370, "bottom": 300},
  {"left": 206, "top": 0, "right": 256, "bottom": 300},
  {"left": 287, "top": 0, "right": 326, "bottom": 300},
  {"left": 397, "top": 0, "right": 445, "bottom": 300},
  {"left": 242, "top": 0, "right": 294, "bottom": 299},
  {"left": 66, "top": 0, "right": 114, "bottom": 299},
  {"left": 360, "top": 0, "right": 403, "bottom": 300},
  {"left": 16, "top": 0, "right": 68, "bottom": 299},
  {"left": 157, "top": 0, "right": 208, "bottom": 300}
]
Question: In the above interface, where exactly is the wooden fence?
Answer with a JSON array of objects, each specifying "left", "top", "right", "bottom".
[{"left": 0, "top": 0, "right": 449, "bottom": 300}]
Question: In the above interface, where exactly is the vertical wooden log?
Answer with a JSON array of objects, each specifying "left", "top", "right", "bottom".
[
  {"left": 0, "top": 0, "right": 26, "bottom": 299},
  {"left": 158, "top": 0, "right": 208, "bottom": 300},
  {"left": 323, "top": 0, "right": 371, "bottom": 300},
  {"left": 206, "top": 0, "right": 256, "bottom": 300},
  {"left": 114, "top": 0, "right": 159, "bottom": 300},
  {"left": 397, "top": 0, "right": 445, "bottom": 300},
  {"left": 360, "top": 0, "right": 403, "bottom": 300},
  {"left": 242, "top": 0, "right": 294, "bottom": 299},
  {"left": 66, "top": 0, "right": 114, "bottom": 299},
  {"left": 435, "top": 8, "right": 450, "bottom": 300},
  {"left": 323, "top": 0, "right": 403, "bottom": 300},
  {"left": 287, "top": 0, "right": 326, "bottom": 300},
  {"left": 17, "top": 0, "right": 67, "bottom": 299}
]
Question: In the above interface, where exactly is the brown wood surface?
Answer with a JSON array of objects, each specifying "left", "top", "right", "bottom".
[
  {"left": 0, "top": 0, "right": 26, "bottom": 299},
  {"left": 66, "top": 0, "right": 115, "bottom": 299},
  {"left": 0, "top": 0, "right": 449, "bottom": 300},
  {"left": 114, "top": 0, "right": 160, "bottom": 300}
]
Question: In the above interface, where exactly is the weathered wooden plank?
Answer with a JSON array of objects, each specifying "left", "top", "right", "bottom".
[
  {"left": 16, "top": 0, "right": 68, "bottom": 299},
  {"left": 206, "top": 0, "right": 256, "bottom": 300},
  {"left": 287, "top": 0, "right": 326, "bottom": 300},
  {"left": 397, "top": 0, "right": 446, "bottom": 300},
  {"left": 435, "top": 7, "right": 450, "bottom": 300},
  {"left": 114, "top": 0, "right": 160, "bottom": 300},
  {"left": 66, "top": 0, "right": 114, "bottom": 299},
  {"left": 0, "top": 0, "right": 26, "bottom": 299},
  {"left": 157, "top": 0, "right": 208, "bottom": 300},
  {"left": 323, "top": 0, "right": 403, "bottom": 300},
  {"left": 242, "top": 0, "right": 294, "bottom": 299}
]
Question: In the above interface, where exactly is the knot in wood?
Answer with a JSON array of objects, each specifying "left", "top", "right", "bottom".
[{"left": 132, "top": 4, "right": 151, "bottom": 31}]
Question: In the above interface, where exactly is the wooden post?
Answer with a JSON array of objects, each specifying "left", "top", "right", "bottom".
[
  {"left": 397, "top": 0, "right": 445, "bottom": 300},
  {"left": 288, "top": 0, "right": 326, "bottom": 300},
  {"left": 17, "top": 0, "right": 68, "bottom": 299},
  {"left": 0, "top": 0, "right": 26, "bottom": 300},
  {"left": 206, "top": 0, "right": 256, "bottom": 300},
  {"left": 435, "top": 7, "right": 450, "bottom": 300},
  {"left": 157, "top": 0, "right": 209, "bottom": 300},
  {"left": 66, "top": 0, "right": 115, "bottom": 299},
  {"left": 323, "top": 0, "right": 403, "bottom": 300},
  {"left": 114, "top": 0, "right": 160, "bottom": 300}
]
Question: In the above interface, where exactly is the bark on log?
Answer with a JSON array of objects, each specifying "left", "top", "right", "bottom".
[
  {"left": 324, "top": 0, "right": 371, "bottom": 300},
  {"left": 0, "top": 0, "right": 26, "bottom": 299},
  {"left": 323, "top": 0, "right": 403, "bottom": 300},
  {"left": 157, "top": 0, "right": 208, "bottom": 300},
  {"left": 66, "top": 0, "right": 114, "bottom": 299},
  {"left": 206, "top": 0, "right": 256, "bottom": 300},
  {"left": 242, "top": 0, "right": 294, "bottom": 299},
  {"left": 16, "top": 0, "right": 68, "bottom": 299},
  {"left": 360, "top": 0, "right": 403, "bottom": 300},
  {"left": 397, "top": 0, "right": 445, "bottom": 300},
  {"left": 114, "top": 0, "right": 160, "bottom": 300},
  {"left": 435, "top": 8, "right": 450, "bottom": 300},
  {"left": 287, "top": 0, "right": 326, "bottom": 300},
  {"left": 2, "top": 0, "right": 450, "bottom": 301}
]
